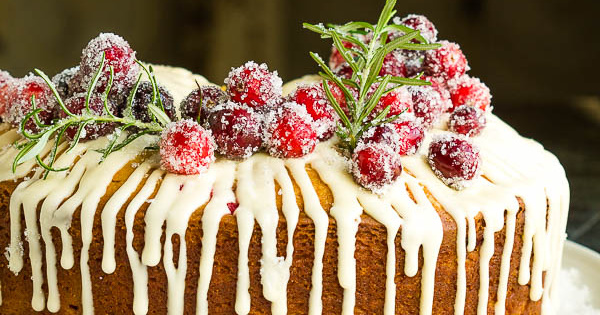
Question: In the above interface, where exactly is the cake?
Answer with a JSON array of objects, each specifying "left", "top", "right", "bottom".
[{"left": 0, "top": 3, "right": 569, "bottom": 315}]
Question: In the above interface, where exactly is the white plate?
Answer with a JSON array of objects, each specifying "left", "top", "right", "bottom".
[{"left": 559, "top": 240, "right": 600, "bottom": 313}]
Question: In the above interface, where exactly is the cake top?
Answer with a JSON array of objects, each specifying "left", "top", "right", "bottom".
[{"left": 0, "top": 0, "right": 493, "bottom": 194}]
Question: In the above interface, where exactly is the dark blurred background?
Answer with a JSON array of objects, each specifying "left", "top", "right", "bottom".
[{"left": 0, "top": 0, "right": 598, "bottom": 251}]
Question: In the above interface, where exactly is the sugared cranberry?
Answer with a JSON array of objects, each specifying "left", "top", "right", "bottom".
[
  {"left": 266, "top": 102, "right": 318, "bottom": 158},
  {"left": 76, "top": 33, "right": 140, "bottom": 101},
  {"left": 0, "top": 70, "right": 15, "bottom": 120},
  {"left": 159, "top": 119, "right": 215, "bottom": 175},
  {"left": 423, "top": 41, "right": 469, "bottom": 80},
  {"left": 180, "top": 85, "right": 228, "bottom": 123},
  {"left": 205, "top": 102, "right": 264, "bottom": 159},
  {"left": 428, "top": 135, "right": 481, "bottom": 190},
  {"left": 287, "top": 84, "right": 336, "bottom": 140},
  {"left": 448, "top": 104, "right": 486, "bottom": 136},
  {"left": 399, "top": 14, "right": 438, "bottom": 43},
  {"left": 410, "top": 85, "right": 450, "bottom": 128},
  {"left": 51, "top": 66, "right": 79, "bottom": 100},
  {"left": 401, "top": 50, "right": 425, "bottom": 77},
  {"left": 352, "top": 141, "right": 402, "bottom": 192},
  {"left": 379, "top": 50, "right": 407, "bottom": 77},
  {"left": 447, "top": 75, "right": 492, "bottom": 112},
  {"left": 391, "top": 118, "right": 425, "bottom": 155},
  {"left": 129, "top": 81, "right": 176, "bottom": 122},
  {"left": 61, "top": 93, "right": 117, "bottom": 140},
  {"left": 334, "top": 63, "right": 354, "bottom": 79},
  {"left": 369, "top": 85, "right": 412, "bottom": 120},
  {"left": 225, "top": 61, "right": 282, "bottom": 108},
  {"left": 6, "top": 75, "right": 57, "bottom": 132},
  {"left": 360, "top": 124, "right": 399, "bottom": 148}
]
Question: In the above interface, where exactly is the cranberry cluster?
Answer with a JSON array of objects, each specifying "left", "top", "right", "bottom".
[{"left": 327, "top": 14, "right": 491, "bottom": 190}]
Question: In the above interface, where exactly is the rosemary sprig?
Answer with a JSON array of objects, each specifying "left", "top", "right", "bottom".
[
  {"left": 12, "top": 54, "right": 172, "bottom": 179},
  {"left": 304, "top": 0, "right": 441, "bottom": 151}
]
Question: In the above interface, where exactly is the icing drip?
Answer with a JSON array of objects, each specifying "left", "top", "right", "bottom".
[{"left": 0, "top": 69, "right": 570, "bottom": 315}]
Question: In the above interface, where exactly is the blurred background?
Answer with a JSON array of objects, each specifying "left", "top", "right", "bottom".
[{"left": 0, "top": 0, "right": 598, "bottom": 251}]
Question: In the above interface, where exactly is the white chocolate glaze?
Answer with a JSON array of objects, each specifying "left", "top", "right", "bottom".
[{"left": 0, "top": 68, "right": 569, "bottom": 315}]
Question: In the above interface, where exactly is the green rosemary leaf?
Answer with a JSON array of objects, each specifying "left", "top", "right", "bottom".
[
  {"left": 148, "top": 65, "right": 165, "bottom": 112},
  {"left": 124, "top": 74, "right": 143, "bottom": 119},
  {"left": 20, "top": 107, "right": 46, "bottom": 140},
  {"left": 15, "top": 131, "right": 51, "bottom": 168},
  {"left": 322, "top": 79, "right": 352, "bottom": 130},
  {"left": 103, "top": 66, "right": 117, "bottom": 118},
  {"left": 12, "top": 141, "right": 36, "bottom": 173},
  {"left": 86, "top": 52, "right": 106, "bottom": 115},
  {"left": 383, "top": 30, "right": 420, "bottom": 54},
  {"left": 148, "top": 103, "right": 171, "bottom": 126},
  {"left": 66, "top": 120, "right": 91, "bottom": 153},
  {"left": 375, "top": 0, "right": 397, "bottom": 33},
  {"left": 99, "top": 128, "right": 122, "bottom": 162},
  {"left": 34, "top": 69, "right": 73, "bottom": 116},
  {"left": 371, "top": 105, "right": 392, "bottom": 125},
  {"left": 384, "top": 24, "right": 428, "bottom": 43},
  {"left": 302, "top": 23, "right": 327, "bottom": 35},
  {"left": 395, "top": 42, "right": 442, "bottom": 51},
  {"left": 337, "top": 21, "right": 374, "bottom": 33},
  {"left": 360, "top": 75, "right": 391, "bottom": 123},
  {"left": 35, "top": 155, "right": 69, "bottom": 173},
  {"left": 388, "top": 76, "right": 431, "bottom": 86},
  {"left": 377, "top": 113, "right": 402, "bottom": 125},
  {"left": 331, "top": 32, "right": 360, "bottom": 73}
]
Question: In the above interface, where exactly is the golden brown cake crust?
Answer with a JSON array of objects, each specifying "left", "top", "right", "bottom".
[{"left": 0, "top": 161, "right": 542, "bottom": 314}]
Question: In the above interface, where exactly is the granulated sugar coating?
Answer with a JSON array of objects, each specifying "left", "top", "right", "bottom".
[
  {"left": 205, "top": 101, "right": 264, "bottom": 159},
  {"left": 448, "top": 74, "right": 492, "bottom": 112},
  {"left": 130, "top": 81, "right": 176, "bottom": 122},
  {"left": 159, "top": 119, "right": 215, "bottom": 175},
  {"left": 60, "top": 92, "right": 118, "bottom": 140},
  {"left": 392, "top": 117, "right": 425, "bottom": 155},
  {"left": 225, "top": 61, "right": 283, "bottom": 108},
  {"left": 423, "top": 40, "right": 470, "bottom": 80},
  {"left": 368, "top": 84, "right": 413, "bottom": 120},
  {"left": 360, "top": 123, "right": 401, "bottom": 150},
  {"left": 410, "top": 85, "right": 450, "bottom": 128},
  {"left": 265, "top": 101, "right": 317, "bottom": 158},
  {"left": 5, "top": 74, "right": 57, "bottom": 132},
  {"left": 379, "top": 50, "right": 407, "bottom": 77},
  {"left": 0, "top": 70, "right": 14, "bottom": 119},
  {"left": 352, "top": 139, "right": 402, "bottom": 193},
  {"left": 397, "top": 14, "right": 439, "bottom": 43},
  {"left": 558, "top": 267, "right": 600, "bottom": 315},
  {"left": 180, "top": 85, "right": 228, "bottom": 123},
  {"left": 449, "top": 104, "right": 487, "bottom": 136},
  {"left": 51, "top": 66, "right": 79, "bottom": 100},
  {"left": 287, "top": 83, "right": 336, "bottom": 140},
  {"left": 77, "top": 33, "right": 140, "bottom": 102},
  {"left": 428, "top": 133, "right": 481, "bottom": 190}
]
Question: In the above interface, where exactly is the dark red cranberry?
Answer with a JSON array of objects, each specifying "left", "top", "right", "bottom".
[
  {"left": 410, "top": 85, "right": 449, "bottom": 128},
  {"left": 6, "top": 76, "right": 57, "bottom": 133},
  {"left": 423, "top": 41, "right": 469, "bottom": 80},
  {"left": 227, "top": 202, "right": 239, "bottom": 214},
  {"left": 391, "top": 118, "right": 425, "bottom": 155},
  {"left": 159, "top": 119, "right": 215, "bottom": 175},
  {"left": 447, "top": 75, "right": 492, "bottom": 112},
  {"left": 352, "top": 141, "right": 402, "bottom": 192},
  {"left": 225, "top": 61, "right": 282, "bottom": 108},
  {"left": 379, "top": 51, "right": 407, "bottom": 77},
  {"left": 0, "top": 70, "right": 15, "bottom": 120},
  {"left": 448, "top": 105, "right": 486, "bottom": 136},
  {"left": 399, "top": 14, "right": 438, "bottom": 43},
  {"left": 206, "top": 102, "right": 264, "bottom": 159},
  {"left": 334, "top": 63, "right": 354, "bottom": 79},
  {"left": 428, "top": 135, "right": 481, "bottom": 190},
  {"left": 368, "top": 85, "right": 412, "bottom": 120},
  {"left": 129, "top": 81, "right": 176, "bottom": 122},
  {"left": 288, "top": 84, "right": 336, "bottom": 140},
  {"left": 360, "top": 124, "right": 399, "bottom": 148},
  {"left": 61, "top": 93, "right": 117, "bottom": 140},
  {"left": 266, "top": 102, "right": 318, "bottom": 158},
  {"left": 76, "top": 33, "right": 140, "bottom": 102},
  {"left": 51, "top": 66, "right": 79, "bottom": 100},
  {"left": 180, "top": 85, "right": 228, "bottom": 123}
]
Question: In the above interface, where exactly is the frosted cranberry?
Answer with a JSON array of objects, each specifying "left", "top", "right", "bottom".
[
  {"left": 266, "top": 102, "right": 317, "bottom": 158},
  {"left": 180, "top": 85, "right": 228, "bottom": 123},
  {"left": 400, "top": 14, "right": 438, "bottom": 43},
  {"left": 61, "top": 93, "right": 117, "bottom": 140},
  {"left": 322, "top": 81, "right": 356, "bottom": 119},
  {"left": 410, "top": 85, "right": 449, "bottom": 128},
  {"left": 447, "top": 75, "right": 492, "bottom": 112},
  {"left": 428, "top": 135, "right": 481, "bottom": 190},
  {"left": 159, "top": 119, "right": 215, "bottom": 175},
  {"left": 225, "top": 61, "right": 282, "bottom": 108},
  {"left": 423, "top": 41, "right": 469, "bottom": 80},
  {"left": 352, "top": 141, "right": 402, "bottom": 192},
  {"left": 288, "top": 84, "right": 336, "bottom": 140},
  {"left": 51, "top": 66, "right": 79, "bottom": 100},
  {"left": 379, "top": 51, "right": 407, "bottom": 77},
  {"left": 449, "top": 105, "right": 486, "bottom": 136},
  {"left": 130, "top": 81, "right": 176, "bottom": 122},
  {"left": 334, "top": 63, "right": 354, "bottom": 79},
  {"left": 206, "top": 102, "right": 263, "bottom": 159},
  {"left": 6, "top": 76, "right": 57, "bottom": 132},
  {"left": 391, "top": 118, "right": 425, "bottom": 155},
  {"left": 329, "top": 41, "right": 357, "bottom": 71},
  {"left": 0, "top": 70, "right": 15, "bottom": 120},
  {"left": 402, "top": 50, "right": 425, "bottom": 77},
  {"left": 368, "top": 85, "right": 412, "bottom": 120},
  {"left": 360, "top": 124, "right": 399, "bottom": 149},
  {"left": 77, "top": 33, "right": 140, "bottom": 102}
]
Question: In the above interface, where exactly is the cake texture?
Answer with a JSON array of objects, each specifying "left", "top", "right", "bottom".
[{"left": 0, "top": 66, "right": 569, "bottom": 314}]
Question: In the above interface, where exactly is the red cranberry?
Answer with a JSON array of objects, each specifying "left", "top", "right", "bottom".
[
  {"left": 447, "top": 75, "right": 492, "bottom": 112},
  {"left": 391, "top": 118, "right": 425, "bottom": 155},
  {"left": 266, "top": 102, "right": 318, "bottom": 158},
  {"left": 360, "top": 124, "right": 399, "bottom": 148},
  {"left": 368, "top": 85, "right": 412, "bottom": 120},
  {"left": 206, "top": 102, "right": 264, "bottom": 159},
  {"left": 410, "top": 85, "right": 450, "bottom": 128},
  {"left": 76, "top": 33, "right": 140, "bottom": 102},
  {"left": 423, "top": 41, "right": 469, "bottom": 80},
  {"left": 180, "top": 85, "right": 228, "bottom": 123},
  {"left": 225, "top": 61, "right": 283, "bottom": 108},
  {"left": 6, "top": 75, "right": 57, "bottom": 132},
  {"left": 159, "top": 119, "right": 215, "bottom": 175},
  {"left": 51, "top": 66, "right": 79, "bottom": 100},
  {"left": 61, "top": 93, "right": 117, "bottom": 140},
  {"left": 227, "top": 202, "right": 239, "bottom": 215},
  {"left": 428, "top": 135, "right": 481, "bottom": 190},
  {"left": 449, "top": 105, "right": 486, "bottom": 136},
  {"left": 322, "top": 81, "right": 356, "bottom": 119},
  {"left": 399, "top": 14, "right": 438, "bottom": 43},
  {"left": 379, "top": 50, "right": 407, "bottom": 77},
  {"left": 288, "top": 84, "right": 336, "bottom": 140},
  {"left": 129, "top": 81, "right": 176, "bottom": 122},
  {"left": 334, "top": 63, "right": 354, "bottom": 79},
  {"left": 0, "top": 70, "right": 15, "bottom": 120},
  {"left": 352, "top": 141, "right": 402, "bottom": 192}
]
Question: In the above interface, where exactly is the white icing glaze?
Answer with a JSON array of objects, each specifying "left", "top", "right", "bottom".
[{"left": 0, "top": 68, "right": 570, "bottom": 315}]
